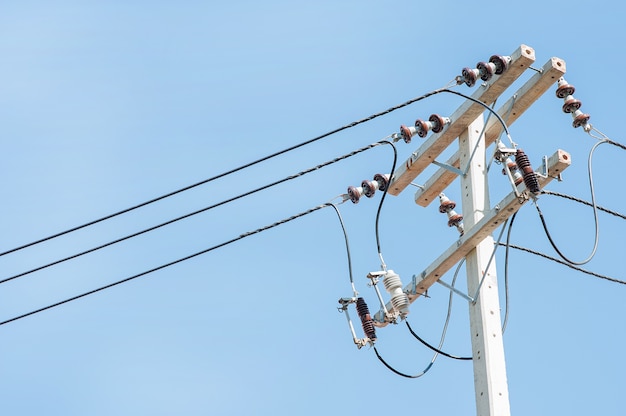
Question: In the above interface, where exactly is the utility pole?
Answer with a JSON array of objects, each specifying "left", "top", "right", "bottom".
[
  {"left": 460, "top": 116, "right": 510, "bottom": 415},
  {"left": 368, "top": 44, "right": 571, "bottom": 415}
]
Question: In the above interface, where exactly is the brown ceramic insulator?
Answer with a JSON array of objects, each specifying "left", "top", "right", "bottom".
[
  {"left": 556, "top": 83, "right": 575, "bottom": 99},
  {"left": 400, "top": 125, "right": 414, "bottom": 143},
  {"left": 562, "top": 97, "right": 582, "bottom": 114},
  {"left": 439, "top": 199, "right": 456, "bottom": 213},
  {"left": 356, "top": 297, "right": 377, "bottom": 341},
  {"left": 361, "top": 180, "right": 377, "bottom": 198},
  {"left": 462, "top": 67, "right": 478, "bottom": 87},
  {"left": 515, "top": 149, "right": 540, "bottom": 193},
  {"left": 572, "top": 113, "right": 591, "bottom": 128},
  {"left": 429, "top": 114, "right": 447, "bottom": 133},
  {"left": 489, "top": 54, "right": 509, "bottom": 74},
  {"left": 414, "top": 119, "right": 430, "bottom": 138},
  {"left": 477, "top": 61, "right": 495, "bottom": 81},
  {"left": 373, "top": 173, "right": 390, "bottom": 192},
  {"left": 347, "top": 186, "right": 362, "bottom": 204},
  {"left": 447, "top": 213, "right": 463, "bottom": 228}
]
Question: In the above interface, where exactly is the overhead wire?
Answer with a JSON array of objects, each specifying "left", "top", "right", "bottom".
[
  {"left": 496, "top": 242, "right": 626, "bottom": 285},
  {"left": 374, "top": 139, "right": 397, "bottom": 272},
  {"left": 0, "top": 141, "right": 386, "bottom": 287},
  {"left": 541, "top": 190, "right": 626, "bottom": 221},
  {"left": 406, "top": 259, "right": 472, "bottom": 361},
  {"left": 535, "top": 139, "right": 606, "bottom": 265},
  {"left": 0, "top": 88, "right": 453, "bottom": 258},
  {"left": 0, "top": 201, "right": 351, "bottom": 327}
]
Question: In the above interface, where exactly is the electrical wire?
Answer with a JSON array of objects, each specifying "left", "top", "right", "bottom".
[
  {"left": 502, "top": 212, "right": 516, "bottom": 333},
  {"left": 329, "top": 202, "right": 357, "bottom": 296},
  {"left": 374, "top": 140, "right": 397, "bottom": 271},
  {"left": 541, "top": 190, "right": 626, "bottom": 221},
  {"left": 496, "top": 242, "right": 626, "bottom": 286},
  {"left": 0, "top": 202, "right": 348, "bottom": 327},
  {"left": 535, "top": 139, "right": 605, "bottom": 265},
  {"left": 0, "top": 141, "right": 385, "bottom": 287},
  {"left": 0, "top": 90, "right": 451, "bottom": 258},
  {"left": 406, "top": 260, "right": 472, "bottom": 361},
  {"left": 588, "top": 127, "right": 626, "bottom": 151},
  {"left": 373, "top": 346, "right": 436, "bottom": 379}
]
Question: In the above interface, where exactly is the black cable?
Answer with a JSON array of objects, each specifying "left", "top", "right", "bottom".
[
  {"left": 374, "top": 140, "right": 397, "bottom": 270},
  {"left": 327, "top": 203, "right": 355, "bottom": 289},
  {"left": 496, "top": 242, "right": 626, "bottom": 286},
  {"left": 373, "top": 346, "right": 435, "bottom": 379},
  {"left": 502, "top": 212, "right": 517, "bottom": 333},
  {"left": 405, "top": 321, "right": 472, "bottom": 361},
  {"left": 0, "top": 142, "right": 384, "bottom": 286},
  {"left": 541, "top": 190, "right": 626, "bottom": 221},
  {"left": 0, "top": 202, "right": 340, "bottom": 327},
  {"left": 0, "top": 90, "right": 448, "bottom": 258},
  {"left": 535, "top": 138, "right": 606, "bottom": 266}
]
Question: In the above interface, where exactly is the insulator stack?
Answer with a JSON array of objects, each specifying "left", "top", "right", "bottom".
[
  {"left": 461, "top": 54, "right": 511, "bottom": 87},
  {"left": 555, "top": 77, "right": 591, "bottom": 131},
  {"left": 356, "top": 297, "right": 377, "bottom": 342},
  {"left": 438, "top": 193, "right": 464, "bottom": 235},
  {"left": 414, "top": 114, "right": 450, "bottom": 138},
  {"left": 514, "top": 149, "right": 540, "bottom": 194},
  {"left": 382, "top": 270, "right": 410, "bottom": 319},
  {"left": 348, "top": 174, "right": 390, "bottom": 203},
  {"left": 501, "top": 158, "right": 524, "bottom": 186}
]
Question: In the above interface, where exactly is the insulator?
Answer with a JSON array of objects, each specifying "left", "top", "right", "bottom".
[
  {"left": 438, "top": 195, "right": 456, "bottom": 213},
  {"left": 562, "top": 97, "right": 582, "bottom": 114},
  {"left": 414, "top": 114, "right": 449, "bottom": 138},
  {"left": 356, "top": 297, "right": 377, "bottom": 342},
  {"left": 382, "top": 270, "right": 410, "bottom": 318},
  {"left": 477, "top": 61, "right": 496, "bottom": 81},
  {"left": 501, "top": 160, "right": 524, "bottom": 185},
  {"left": 399, "top": 124, "right": 417, "bottom": 143},
  {"left": 461, "top": 67, "right": 480, "bottom": 87},
  {"left": 428, "top": 114, "right": 449, "bottom": 133},
  {"left": 556, "top": 78, "right": 575, "bottom": 99},
  {"left": 373, "top": 173, "right": 390, "bottom": 192},
  {"left": 572, "top": 110, "right": 591, "bottom": 128},
  {"left": 447, "top": 213, "right": 464, "bottom": 228},
  {"left": 489, "top": 54, "right": 510, "bottom": 75},
  {"left": 515, "top": 149, "right": 540, "bottom": 194},
  {"left": 361, "top": 179, "right": 378, "bottom": 198},
  {"left": 347, "top": 186, "right": 363, "bottom": 203},
  {"left": 414, "top": 118, "right": 430, "bottom": 138}
]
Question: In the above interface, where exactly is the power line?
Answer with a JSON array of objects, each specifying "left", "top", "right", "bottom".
[
  {"left": 496, "top": 242, "right": 626, "bottom": 285},
  {"left": 541, "top": 190, "right": 626, "bottom": 220},
  {"left": 0, "top": 202, "right": 345, "bottom": 327},
  {"left": 0, "top": 141, "right": 386, "bottom": 287},
  {"left": 0, "top": 89, "right": 449, "bottom": 258}
]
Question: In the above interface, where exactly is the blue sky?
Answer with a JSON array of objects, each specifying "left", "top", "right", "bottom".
[{"left": 0, "top": 1, "right": 624, "bottom": 415}]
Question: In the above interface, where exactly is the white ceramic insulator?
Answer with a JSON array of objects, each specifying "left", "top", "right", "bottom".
[{"left": 382, "top": 270, "right": 410, "bottom": 318}]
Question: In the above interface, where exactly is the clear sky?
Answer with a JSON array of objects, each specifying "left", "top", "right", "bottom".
[{"left": 0, "top": 1, "right": 624, "bottom": 415}]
